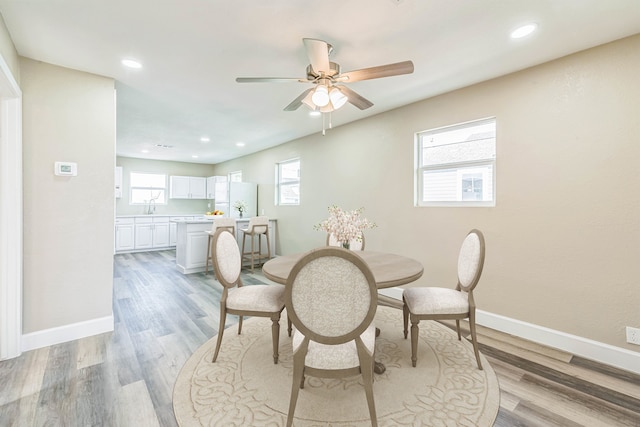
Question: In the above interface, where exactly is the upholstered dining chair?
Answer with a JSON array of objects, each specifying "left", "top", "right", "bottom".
[
  {"left": 402, "top": 229, "right": 486, "bottom": 370},
  {"left": 326, "top": 232, "right": 365, "bottom": 250},
  {"left": 285, "top": 247, "right": 378, "bottom": 427},
  {"left": 210, "top": 228, "right": 287, "bottom": 364},
  {"left": 241, "top": 216, "right": 271, "bottom": 272},
  {"left": 205, "top": 217, "right": 236, "bottom": 276}
]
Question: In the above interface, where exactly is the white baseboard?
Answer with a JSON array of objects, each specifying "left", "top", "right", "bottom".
[
  {"left": 21, "top": 315, "right": 114, "bottom": 353},
  {"left": 378, "top": 287, "right": 640, "bottom": 375}
]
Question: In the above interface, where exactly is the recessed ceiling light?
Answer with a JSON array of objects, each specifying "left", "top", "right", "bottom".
[
  {"left": 236, "top": 142, "right": 245, "bottom": 147},
  {"left": 200, "top": 136, "right": 210, "bottom": 142},
  {"left": 309, "top": 111, "right": 321, "bottom": 117},
  {"left": 192, "top": 155, "right": 199, "bottom": 158},
  {"left": 141, "top": 149, "right": 149, "bottom": 153},
  {"left": 122, "top": 58, "right": 142, "bottom": 69},
  {"left": 510, "top": 23, "right": 537, "bottom": 39}
]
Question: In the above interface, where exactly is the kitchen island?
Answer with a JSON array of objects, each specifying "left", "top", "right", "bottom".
[{"left": 173, "top": 217, "right": 276, "bottom": 274}]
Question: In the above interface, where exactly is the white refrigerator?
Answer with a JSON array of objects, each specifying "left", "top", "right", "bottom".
[{"left": 213, "top": 182, "right": 257, "bottom": 218}]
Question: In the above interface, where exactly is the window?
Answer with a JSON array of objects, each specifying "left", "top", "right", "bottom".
[
  {"left": 276, "top": 158, "right": 300, "bottom": 205},
  {"left": 130, "top": 172, "right": 167, "bottom": 205},
  {"left": 416, "top": 118, "right": 496, "bottom": 207},
  {"left": 229, "top": 171, "right": 242, "bottom": 182}
]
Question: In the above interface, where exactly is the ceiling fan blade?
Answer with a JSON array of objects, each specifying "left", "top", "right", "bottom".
[
  {"left": 303, "top": 38, "right": 331, "bottom": 74},
  {"left": 236, "top": 77, "right": 307, "bottom": 83},
  {"left": 337, "top": 60, "right": 414, "bottom": 82},
  {"left": 284, "top": 88, "right": 314, "bottom": 111},
  {"left": 335, "top": 85, "right": 374, "bottom": 110}
]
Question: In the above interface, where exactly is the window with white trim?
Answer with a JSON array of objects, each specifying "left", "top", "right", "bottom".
[
  {"left": 229, "top": 171, "right": 242, "bottom": 182},
  {"left": 276, "top": 158, "right": 300, "bottom": 205},
  {"left": 130, "top": 172, "right": 167, "bottom": 205},
  {"left": 416, "top": 118, "right": 496, "bottom": 206}
]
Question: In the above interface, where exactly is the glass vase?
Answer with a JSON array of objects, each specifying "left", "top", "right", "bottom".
[{"left": 342, "top": 241, "right": 350, "bottom": 250}]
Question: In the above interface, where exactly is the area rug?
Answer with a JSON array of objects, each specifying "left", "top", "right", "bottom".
[{"left": 173, "top": 306, "right": 500, "bottom": 426}]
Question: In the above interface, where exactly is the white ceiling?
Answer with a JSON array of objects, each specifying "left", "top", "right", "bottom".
[{"left": 1, "top": 0, "right": 639, "bottom": 164}]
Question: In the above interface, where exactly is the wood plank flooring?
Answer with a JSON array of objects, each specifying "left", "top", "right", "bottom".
[{"left": 1, "top": 250, "right": 639, "bottom": 426}]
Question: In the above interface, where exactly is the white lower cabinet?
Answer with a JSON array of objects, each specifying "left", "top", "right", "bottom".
[
  {"left": 115, "top": 217, "right": 135, "bottom": 252},
  {"left": 116, "top": 216, "right": 172, "bottom": 252},
  {"left": 170, "top": 216, "right": 193, "bottom": 246}
]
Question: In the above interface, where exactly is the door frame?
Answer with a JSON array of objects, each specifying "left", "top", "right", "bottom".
[{"left": 0, "top": 53, "right": 22, "bottom": 361}]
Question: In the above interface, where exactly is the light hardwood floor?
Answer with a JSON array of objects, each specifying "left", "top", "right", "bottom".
[{"left": 1, "top": 250, "right": 639, "bottom": 426}]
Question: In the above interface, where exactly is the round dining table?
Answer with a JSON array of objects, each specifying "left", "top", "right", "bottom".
[
  {"left": 262, "top": 250, "right": 424, "bottom": 288},
  {"left": 261, "top": 250, "right": 424, "bottom": 374}
]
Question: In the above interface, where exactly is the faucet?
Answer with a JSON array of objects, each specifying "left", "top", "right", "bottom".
[{"left": 147, "top": 199, "right": 156, "bottom": 215}]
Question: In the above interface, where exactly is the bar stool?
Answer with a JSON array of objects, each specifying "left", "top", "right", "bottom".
[
  {"left": 241, "top": 216, "right": 271, "bottom": 272},
  {"left": 205, "top": 217, "right": 236, "bottom": 275}
]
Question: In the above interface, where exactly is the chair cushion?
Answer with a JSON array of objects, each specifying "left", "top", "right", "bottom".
[
  {"left": 292, "top": 323, "right": 376, "bottom": 370},
  {"left": 403, "top": 287, "right": 469, "bottom": 315},
  {"left": 227, "top": 285, "right": 285, "bottom": 312}
]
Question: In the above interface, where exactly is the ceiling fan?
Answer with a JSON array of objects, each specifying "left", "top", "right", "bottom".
[{"left": 236, "top": 38, "right": 414, "bottom": 117}]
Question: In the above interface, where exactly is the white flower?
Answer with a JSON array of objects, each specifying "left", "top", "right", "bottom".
[
  {"left": 233, "top": 200, "right": 247, "bottom": 213},
  {"left": 314, "top": 205, "right": 376, "bottom": 245}
]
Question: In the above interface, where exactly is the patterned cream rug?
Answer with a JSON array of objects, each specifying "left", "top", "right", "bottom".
[{"left": 173, "top": 306, "right": 500, "bottom": 426}]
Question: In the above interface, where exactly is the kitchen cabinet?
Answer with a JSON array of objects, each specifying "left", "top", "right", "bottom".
[
  {"left": 170, "top": 216, "right": 193, "bottom": 246},
  {"left": 206, "top": 175, "right": 228, "bottom": 200},
  {"left": 134, "top": 216, "right": 170, "bottom": 250},
  {"left": 115, "top": 217, "right": 134, "bottom": 252},
  {"left": 170, "top": 176, "right": 206, "bottom": 199}
]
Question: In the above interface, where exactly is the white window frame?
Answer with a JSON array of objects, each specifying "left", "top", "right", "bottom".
[
  {"left": 415, "top": 117, "right": 496, "bottom": 207},
  {"left": 129, "top": 172, "right": 168, "bottom": 205},
  {"left": 275, "top": 158, "right": 300, "bottom": 206}
]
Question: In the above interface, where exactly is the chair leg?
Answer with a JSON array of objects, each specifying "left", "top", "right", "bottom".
[
  {"left": 455, "top": 319, "right": 462, "bottom": 340},
  {"left": 287, "top": 317, "right": 292, "bottom": 337},
  {"left": 237, "top": 315, "right": 243, "bottom": 334},
  {"left": 241, "top": 232, "right": 247, "bottom": 270},
  {"left": 205, "top": 234, "right": 212, "bottom": 275},
  {"left": 468, "top": 313, "right": 483, "bottom": 370},
  {"left": 212, "top": 305, "right": 227, "bottom": 363},
  {"left": 271, "top": 312, "right": 281, "bottom": 364},
  {"left": 402, "top": 302, "right": 409, "bottom": 339},
  {"left": 250, "top": 233, "right": 256, "bottom": 273},
  {"left": 356, "top": 340, "right": 378, "bottom": 427},
  {"left": 410, "top": 317, "right": 419, "bottom": 367},
  {"left": 286, "top": 346, "right": 308, "bottom": 427}
]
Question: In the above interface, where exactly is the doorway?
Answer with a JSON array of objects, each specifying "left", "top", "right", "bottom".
[{"left": 0, "top": 54, "right": 22, "bottom": 361}]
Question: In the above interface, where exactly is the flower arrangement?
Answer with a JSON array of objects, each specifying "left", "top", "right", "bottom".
[
  {"left": 314, "top": 205, "right": 376, "bottom": 248},
  {"left": 233, "top": 200, "right": 247, "bottom": 215}
]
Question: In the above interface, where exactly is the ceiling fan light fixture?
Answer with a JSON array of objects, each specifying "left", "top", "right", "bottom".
[
  {"left": 311, "top": 85, "right": 330, "bottom": 107},
  {"left": 329, "top": 87, "right": 348, "bottom": 110}
]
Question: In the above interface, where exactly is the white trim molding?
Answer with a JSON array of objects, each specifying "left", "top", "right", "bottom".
[
  {"left": 21, "top": 315, "right": 114, "bottom": 352},
  {"left": 476, "top": 310, "right": 640, "bottom": 376},
  {"left": 379, "top": 287, "right": 640, "bottom": 375},
  {"left": 0, "top": 53, "right": 22, "bottom": 361}
]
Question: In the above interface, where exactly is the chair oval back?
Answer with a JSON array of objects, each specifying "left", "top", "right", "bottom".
[
  {"left": 457, "top": 229, "right": 485, "bottom": 292},
  {"left": 248, "top": 216, "right": 269, "bottom": 234},
  {"left": 212, "top": 228, "right": 242, "bottom": 288},
  {"left": 212, "top": 217, "right": 236, "bottom": 234},
  {"left": 285, "top": 247, "right": 377, "bottom": 346},
  {"left": 326, "top": 232, "right": 365, "bottom": 250}
]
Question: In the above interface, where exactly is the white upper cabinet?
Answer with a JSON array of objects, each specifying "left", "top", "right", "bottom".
[
  {"left": 170, "top": 176, "right": 206, "bottom": 199},
  {"left": 206, "top": 175, "right": 228, "bottom": 200}
]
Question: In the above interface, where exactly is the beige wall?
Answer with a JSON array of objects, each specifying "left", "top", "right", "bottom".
[
  {"left": 21, "top": 58, "right": 115, "bottom": 333},
  {"left": 213, "top": 34, "right": 640, "bottom": 352},
  {"left": 115, "top": 156, "right": 215, "bottom": 215}
]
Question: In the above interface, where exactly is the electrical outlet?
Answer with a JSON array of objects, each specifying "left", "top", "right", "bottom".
[{"left": 626, "top": 326, "right": 640, "bottom": 345}]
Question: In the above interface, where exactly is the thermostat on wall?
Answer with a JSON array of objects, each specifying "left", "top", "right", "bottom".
[{"left": 54, "top": 161, "right": 78, "bottom": 176}]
